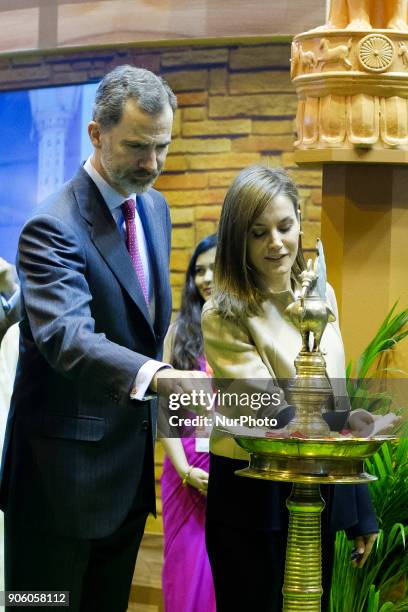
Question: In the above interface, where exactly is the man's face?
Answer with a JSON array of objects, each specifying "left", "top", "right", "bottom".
[{"left": 89, "top": 98, "right": 173, "bottom": 195}]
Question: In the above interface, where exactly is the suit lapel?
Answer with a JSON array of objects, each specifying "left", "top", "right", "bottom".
[{"left": 72, "top": 168, "right": 155, "bottom": 336}]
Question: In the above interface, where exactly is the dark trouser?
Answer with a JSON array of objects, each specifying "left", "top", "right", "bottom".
[
  {"left": 206, "top": 518, "right": 335, "bottom": 612},
  {"left": 205, "top": 453, "right": 335, "bottom": 612},
  {"left": 4, "top": 510, "right": 148, "bottom": 612}
]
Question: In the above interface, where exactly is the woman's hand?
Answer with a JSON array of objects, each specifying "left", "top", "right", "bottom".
[
  {"left": 186, "top": 467, "right": 209, "bottom": 496},
  {"left": 348, "top": 409, "right": 401, "bottom": 437},
  {"left": 351, "top": 533, "right": 377, "bottom": 568},
  {"left": 162, "top": 439, "right": 209, "bottom": 496}
]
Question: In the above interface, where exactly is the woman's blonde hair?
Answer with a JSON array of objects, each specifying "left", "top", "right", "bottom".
[{"left": 213, "top": 165, "right": 307, "bottom": 318}]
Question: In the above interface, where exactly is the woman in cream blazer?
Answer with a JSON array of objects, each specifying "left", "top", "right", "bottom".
[{"left": 202, "top": 166, "right": 378, "bottom": 612}]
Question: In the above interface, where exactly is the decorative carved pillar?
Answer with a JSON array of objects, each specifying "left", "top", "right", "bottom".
[
  {"left": 29, "top": 86, "right": 81, "bottom": 203},
  {"left": 291, "top": 1, "right": 408, "bottom": 364}
]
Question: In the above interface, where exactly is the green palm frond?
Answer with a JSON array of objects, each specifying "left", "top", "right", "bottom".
[
  {"left": 331, "top": 302, "right": 408, "bottom": 611},
  {"left": 330, "top": 525, "right": 408, "bottom": 612},
  {"left": 346, "top": 302, "right": 408, "bottom": 414},
  {"left": 356, "top": 304, "right": 408, "bottom": 378},
  {"left": 366, "top": 440, "right": 408, "bottom": 531},
  {"left": 330, "top": 442, "right": 408, "bottom": 611},
  {"left": 348, "top": 302, "right": 408, "bottom": 382},
  {"left": 366, "top": 585, "right": 405, "bottom": 612}
]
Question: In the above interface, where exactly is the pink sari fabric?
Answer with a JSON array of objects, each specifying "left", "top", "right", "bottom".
[
  {"left": 161, "top": 439, "right": 215, "bottom": 612},
  {"left": 161, "top": 356, "right": 216, "bottom": 612}
]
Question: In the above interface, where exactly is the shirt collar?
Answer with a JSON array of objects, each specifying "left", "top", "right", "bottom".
[{"left": 83, "top": 157, "right": 136, "bottom": 214}]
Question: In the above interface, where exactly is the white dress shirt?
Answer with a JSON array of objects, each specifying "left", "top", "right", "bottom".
[{"left": 83, "top": 157, "right": 169, "bottom": 400}]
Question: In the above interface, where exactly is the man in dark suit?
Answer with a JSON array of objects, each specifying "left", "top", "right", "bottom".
[{"left": 0, "top": 65, "right": 204, "bottom": 611}]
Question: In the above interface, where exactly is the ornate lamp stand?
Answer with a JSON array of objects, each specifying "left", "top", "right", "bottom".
[{"left": 234, "top": 262, "right": 393, "bottom": 611}]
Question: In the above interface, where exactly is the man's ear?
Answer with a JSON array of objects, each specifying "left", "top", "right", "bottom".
[{"left": 88, "top": 121, "right": 102, "bottom": 148}]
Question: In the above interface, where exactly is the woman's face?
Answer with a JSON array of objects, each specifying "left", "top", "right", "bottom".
[
  {"left": 247, "top": 194, "right": 300, "bottom": 292},
  {"left": 194, "top": 246, "right": 216, "bottom": 301}
]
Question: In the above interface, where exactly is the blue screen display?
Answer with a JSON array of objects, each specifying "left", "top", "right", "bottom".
[{"left": 0, "top": 82, "right": 99, "bottom": 263}]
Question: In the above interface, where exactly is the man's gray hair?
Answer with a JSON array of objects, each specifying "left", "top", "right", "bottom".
[{"left": 93, "top": 65, "right": 177, "bottom": 130}]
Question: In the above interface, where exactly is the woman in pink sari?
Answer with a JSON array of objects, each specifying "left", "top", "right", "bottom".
[{"left": 160, "top": 234, "right": 217, "bottom": 612}]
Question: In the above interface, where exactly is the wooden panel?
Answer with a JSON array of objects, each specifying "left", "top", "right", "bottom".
[
  {"left": 206, "top": 0, "right": 326, "bottom": 38},
  {"left": 0, "top": 0, "right": 326, "bottom": 55},
  {"left": 321, "top": 164, "right": 408, "bottom": 367},
  {"left": 57, "top": 0, "right": 206, "bottom": 47},
  {"left": 132, "top": 533, "right": 163, "bottom": 590},
  {"left": 145, "top": 442, "right": 165, "bottom": 534},
  {"left": 127, "top": 604, "right": 159, "bottom": 612},
  {"left": 0, "top": 8, "right": 39, "bottom": 53},
  {"left": 130, "top": 532, "right": 164, "bottom": 611},
  {"left": 56, "top": 0, "right": 326, "bottom": 47}
]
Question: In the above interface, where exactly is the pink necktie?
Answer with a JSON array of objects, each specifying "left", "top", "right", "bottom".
[{"left": 121, "top": 198, "right": 149, "bottom": 304}]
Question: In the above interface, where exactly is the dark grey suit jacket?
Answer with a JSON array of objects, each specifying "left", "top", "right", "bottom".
[{"left": 0, "top": 167, "right": 172, "bottom": 539}]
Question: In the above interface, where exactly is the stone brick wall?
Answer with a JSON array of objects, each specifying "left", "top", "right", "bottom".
[
  {"left": 0, "top": 41, "right": 323, "bottom": 311},
  {"left": 155, "top": 43, "right": 322, "bottom": 310}
]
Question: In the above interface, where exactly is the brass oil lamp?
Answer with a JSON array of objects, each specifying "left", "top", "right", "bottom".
[{"left": 233, "top": 250, "right": 394, "bottom": 611}]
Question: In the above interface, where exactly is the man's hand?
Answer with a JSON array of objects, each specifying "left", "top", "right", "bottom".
[
  {"left": 150, "top": 367, "right": 211, "bottom": 397},
  {"left": 0, "top": 258, "right": 17, "bottom": 295},
  {"left": 351, "top": 533, "right": 377, "bottom": 568}
]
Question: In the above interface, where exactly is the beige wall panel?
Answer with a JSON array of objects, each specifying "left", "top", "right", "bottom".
[
  {"left": 0, "top": 8, "right": 39, "bottom": 53},
  {"left": 57, "top": 0, "right": 325, "bottom": 46},
  {"left": 57, "top": 0, "right": 326, "bottom": 47},
  {"left": 57, "top": 0, "right": 206, "bottom": 46},
  {"left": 0, "top": 1, "right": 326, "bottom": 54},
  {"left": 206, "top": 0, "right": 325, "bottom": 38}
]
